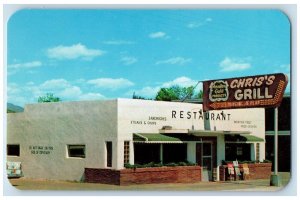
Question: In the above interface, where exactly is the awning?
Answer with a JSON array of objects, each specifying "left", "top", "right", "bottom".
[
  {"left": 225, "top": 134, "right": 264, "bottom": 143},
  {"left": 133, "top": 133, "right": 201, "bottom": 143},
  {"left": 265, "top": 130, "right": 290, "bottom": 136}
]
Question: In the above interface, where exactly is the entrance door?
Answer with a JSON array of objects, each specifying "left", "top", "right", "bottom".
[{"left": 196, "top": 142, "right": 213, "bottom": 181}]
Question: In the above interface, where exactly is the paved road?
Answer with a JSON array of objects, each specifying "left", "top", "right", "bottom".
[{"left": 7, "top": 172, "right": 291, "bottom": 192}]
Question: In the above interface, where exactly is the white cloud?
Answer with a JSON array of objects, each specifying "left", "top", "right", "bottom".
[
  {"left": 187, "top": 17, "right": 213, "bottom": 29},
  {"left": 149, "top": 32, "right": 168, "bottom": 39},
  {"left": 7, "top": 79, "right": 108, "bottom": 106},
  {"left": 87, "top": 78, "right": 134, "bottom": 90},
  {"left": 47, "top": 43, "right": 104, "bottom": 60},
  {"left": 7, "top": 83, "right": 21, "bottom": 95},
  {"left": 129, "top": 76, "right": 202, "bottom": 99},
  {"left": 162, "top": 76, "right": 198, "bottom": 88},
  {"left": 219, "top": 57, "right": 251, "bottom": 72},
  {"left": 279, "top": 64, "right": 290, "bottom": 72},
  {"left": 206, "top": 18, "right": 212, "bottom": 22},
  {"left": 121, "top": 56, "right": 138, "bottom": 65},
  {"left": 8, "top": 61, "right": 42, "bottom": 69},
  {"left": 37, "top": 79, "right": 83, "bottom": 99},
  {"left": 103, "top": 40, "right": 135, "bottom": 45},
  {"left": 126, "top": 86, "right": 161, "bottom": 98},
  {"left": 156, "top": 57, "right": 191, "bottom": 65},
  {"left": 59, "top": 86, "right": 82, "bottom": 98},
  {"left": 40, "top": 79, "right": 70, "bottom": 89},
  {"left": 78, "top": 93, "right": 106, "bottom": 100}
]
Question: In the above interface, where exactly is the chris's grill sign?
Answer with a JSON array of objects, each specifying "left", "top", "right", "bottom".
[{"left": 203, "top": 73, "right": 288, "bottom": 111}]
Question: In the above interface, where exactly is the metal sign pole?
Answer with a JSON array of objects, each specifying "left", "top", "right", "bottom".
[
  {"left": 270, "top": 107, "right": 281, "bottom": 186},
  {"left": 274, "top": 107, "right": 278, "bottom": 176}
]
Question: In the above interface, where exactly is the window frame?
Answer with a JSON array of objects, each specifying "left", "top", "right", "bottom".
[
  {"left": 124, "top": 141, "right": 130, "bottom": 165},
  {"left": 67, "top": 144, "right": 86, "bottom": 158}
]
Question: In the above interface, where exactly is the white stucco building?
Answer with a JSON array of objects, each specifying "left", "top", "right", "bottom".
[{"left": 7, "top": 98, "right": 265, "bottom": 182}]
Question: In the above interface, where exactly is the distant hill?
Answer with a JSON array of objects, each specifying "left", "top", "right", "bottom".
[{"left": 7, "top": 103, "right": 24, "bottom": 113}]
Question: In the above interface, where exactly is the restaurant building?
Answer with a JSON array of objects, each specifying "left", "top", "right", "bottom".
[{"left": 7, "top": 98, "right": 266, "bottom": 182}]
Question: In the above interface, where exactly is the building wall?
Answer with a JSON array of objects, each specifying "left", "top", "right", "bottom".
[
  {"left": 117, "top": 99, "right": 205, "bottom": 168},
  {"left": 117, "top": 99, "right": 266, "bottom": 167},
  {"left": 7, "top": 98, "right": 266, "bottom": 181},
  {"left": 7, "top": 100, "right": 118, "bottom": 181}
]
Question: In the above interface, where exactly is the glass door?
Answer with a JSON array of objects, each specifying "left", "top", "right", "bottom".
[{"left": 202, "top": 142, "right": 213, "bottom": 181}]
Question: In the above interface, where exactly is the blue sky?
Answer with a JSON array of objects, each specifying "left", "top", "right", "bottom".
[{"left": 7, "top": 9, "right": 290, "bottom": 106}]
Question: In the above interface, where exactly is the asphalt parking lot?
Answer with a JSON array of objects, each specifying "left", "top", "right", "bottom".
[{"left": 6, "top": 172, "right": 291, "bottom": 193}]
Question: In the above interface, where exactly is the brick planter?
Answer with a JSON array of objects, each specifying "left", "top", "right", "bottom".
[
  {"left": 219, "top": 163, "right": 272, "bottom": 181},
  {"left": 246, "top": 163, "right": 272, "bottom": 179},
  {"left": 85, "top": 166, "right": 202, "bottom": 185}
]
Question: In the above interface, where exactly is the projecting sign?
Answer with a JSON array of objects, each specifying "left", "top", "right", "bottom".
[{"left": 203, "top": 73, "right": 288, "bottom": 111}]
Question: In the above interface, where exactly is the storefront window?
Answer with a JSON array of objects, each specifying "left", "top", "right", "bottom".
[
  {"left": 236, "top": 147, "right": 243, "bottom": 156},
  {"left": 225, "top": 143, "right": 250, "bottom": 161},
  {"left": 134, "top": 143, "right": 160, "bottom": 164},
  {"left": 163, "top": 143, "right": 187, "bottom": 163}
]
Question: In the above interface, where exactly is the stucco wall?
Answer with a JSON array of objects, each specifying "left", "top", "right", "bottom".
[
  {"left": 117, "top": 99, "right": 265, "bottom": 167},
  {"left": 6, "top": 98, "right": 266, "bottom": 181},
  {"left": 7, "top": 100, "right": 118, "bottom": 181},
  {"left": 117, "top": 99, "right": 205, "bottom": 167}
]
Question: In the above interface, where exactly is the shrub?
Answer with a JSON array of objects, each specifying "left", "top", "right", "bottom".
[
  {"left": 153, "top": 163, "right": 163, "bottom": 167},
  {"left": 124, "top": 161, "right": 197, "bottom": 168},
  {"left": 263, "top": 159, "right": 272, "bottom": 163},
  {"left": 124, "top": 163, "right": 134, "bottom": 168},
  {"left": 165, "top": 162, "right": 178, "bottom": 167},
  {"left": 185, "top": 161, "right": 197, "bottom": 166},
  {"left": 143, "top": 162, "right": 155, "bottom": 168},
  {"left": 178, "top": 162, "right": 187, "bottom": 166}
]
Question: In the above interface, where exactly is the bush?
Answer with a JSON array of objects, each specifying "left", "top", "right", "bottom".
[
  {"left": 124, "top": 161, "right": 197, "bottom": 168},
  {"left": 178, "top": 162, "right": 187, "bottom": 166},
  {"left": 153, "top": 163, "right": 163, "bottom": 167},
  {"left": 124, "top": 163, "right": 134, "bottom": 168},
  {"left": 165, "top": 162, "right": 178, "bottom": 167},
  {"left": 263, "top": 159, "right": 272, "bottom": 163}
]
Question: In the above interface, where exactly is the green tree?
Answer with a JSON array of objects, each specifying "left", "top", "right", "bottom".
[
  {"left": 155, "top": 85, "right": 194, "bottom": 101},
  {"left": 132, "top": 92, "right": 153, "bottom": 100},
  {"left": 195, "top": 90, "right": 203, "bottom": 99},
  {"left": 38, "top": 93, "right": 61, "bottom": 103},
  {"left": 132, "top": 92, "right": 146, "bottom": 99}
]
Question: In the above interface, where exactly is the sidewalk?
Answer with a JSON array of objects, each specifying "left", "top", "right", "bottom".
[{"left": 7, "top": 172, "right": 291, "bottom": 192}]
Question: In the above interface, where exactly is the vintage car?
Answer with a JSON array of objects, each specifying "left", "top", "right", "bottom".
[{"left": 7, "top": 161, "right": 23, "bottom": 178}]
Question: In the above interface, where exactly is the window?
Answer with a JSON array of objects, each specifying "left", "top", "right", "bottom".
[
  {"left": 237, "top": 147, "right": 243, "bottom": 156},
  {"left": 256, "top": 143, "right": 260, "bottom": 161},
  {"left": 106, "top": 142, "right": 112, "bottom": 167},
  {"left": 163, "top": 143, "right": 187, "bottom": 163},
  {"left": 67, "top": 145, "right": 85, "bottom": 158},
  {"left": 7, "top": 144, "right": 20, "bottom": 156},
  {"left": 134, "top": 143, "right": 160, "bottom": 164},
  {"left": 225, "top": 143, "right": 251, "bottom": 161},
  {"left": 124, "top": 141, "right": 130, "bottom": 164}
]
